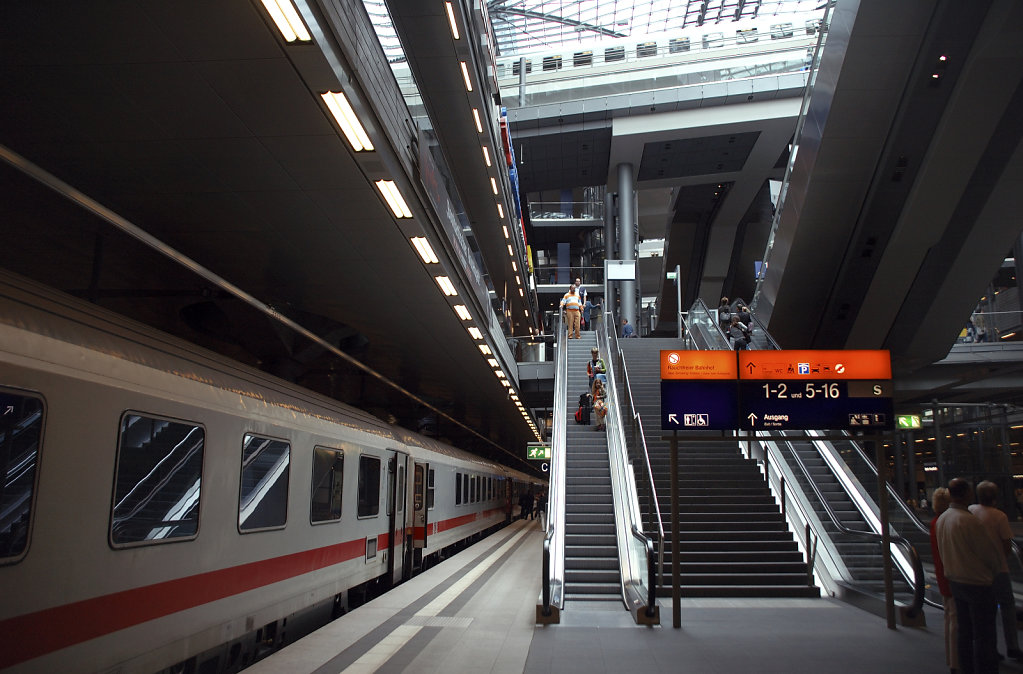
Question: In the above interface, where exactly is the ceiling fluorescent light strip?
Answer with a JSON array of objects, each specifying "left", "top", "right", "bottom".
[
  {"left": 490, "top": 177, "right": 498, "bottom": 195},
  {"left": 445, "top": 2, "right": 460, "bottom": 39},
  {"left": 454, "top": 305, "right": 472, "bottom": 320},
  {"left": 497, "top": 203, "right": 503, "bottom": 218},
  {"left": 321, "top": 92, "right": 373, "bottom": 151},
  {"left": 468, "top": 326, "right": 482, "bottom": 339},
  {"left": 411, "top": 236, "right": 438, "bottom": 263},
  {"left": 482, "top": 146, "right": 491, "bottom": 167},
  {"left": 460, "top": 62, "right": 473, "bottom": 92},
  {"left": 472, "top": 109, "right": 483, "bottom": 133},
  {"left": 375, "top": 180, "right": 412, "bottom": 218},
  {"left": 435, "top": 276, "right": 457, "bottom": 296},
  {"left": 262, "top": 0, "right": 311, "bottom": 42}
]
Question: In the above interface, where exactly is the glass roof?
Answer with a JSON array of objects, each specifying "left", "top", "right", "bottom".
[
  {"left": 486, "top": 0, "right": 827, "bottom": 56},
  {"left": 366, "top": 0, "right": 826, "bottom": 63}
]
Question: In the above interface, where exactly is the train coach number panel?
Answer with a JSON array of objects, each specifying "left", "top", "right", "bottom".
[
  {"left": 738, "top": 350, "right": 893, "bottom": 431},
  {"left": 660, "top": 350, "right": 738, "bottom": 431}
]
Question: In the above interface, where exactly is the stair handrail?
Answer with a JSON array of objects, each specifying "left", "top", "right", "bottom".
[
  {"left": 730, "top": 297, "right": 782, "bottom": 350},
  {"left": 600, "top": 315, "right": 660, "bottom": 622},
  {"left": 539, "top": 310, "right": 568, "bottom": 620},
  {"left": 770, "top": 435, "right": 927, "bottom": 615}
]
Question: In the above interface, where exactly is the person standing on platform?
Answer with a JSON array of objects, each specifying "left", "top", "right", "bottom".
[
  {"left": 969, "top": 481, "right": 1023, "bottom": 661},
  {"left": 561, "top": 286, "right": 582, "bottom": 339},
  {"left": 930, "top": 487, "right": 959, "bottom": 674},
  {"left": 936, "top": 478, "right": 1004, "bottom": 674},
  {"left": 620, "top": 319, "right": 635, "bottom": 338}
]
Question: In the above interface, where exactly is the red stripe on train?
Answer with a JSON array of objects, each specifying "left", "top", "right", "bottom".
[{"left": 0, "top": 510, "right": 504, "bottom": 668}]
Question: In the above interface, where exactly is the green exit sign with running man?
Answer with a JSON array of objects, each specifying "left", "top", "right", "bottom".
[{"left": 526, "top": 443, "right": 551, "bottom": 460}]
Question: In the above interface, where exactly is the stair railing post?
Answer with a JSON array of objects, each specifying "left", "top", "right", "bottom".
[{"left": 671, "top": 429, "right": 681, "bottom": 628}]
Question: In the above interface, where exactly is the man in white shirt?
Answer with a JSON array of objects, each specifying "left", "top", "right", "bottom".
[
  {"left": 936, "top": 478, "right": 1003, "bottom": 674},
  {"left": 969, "top": 481, "right": 1022, "bottom": 661}
]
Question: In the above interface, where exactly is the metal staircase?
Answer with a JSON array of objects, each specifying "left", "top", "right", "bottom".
[{"left": 619, "top": 337, "right": 818, "bottom": 598}]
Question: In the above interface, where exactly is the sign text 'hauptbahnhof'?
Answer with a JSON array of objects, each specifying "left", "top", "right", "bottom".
[{"left": 660, "top": 350, "right": 893, "bottom": 432}]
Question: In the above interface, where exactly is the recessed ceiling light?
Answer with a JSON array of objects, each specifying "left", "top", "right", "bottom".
[
  {"left": 460, "top": 62, "right": 473, "bottom": 91},
  {"left": 410, "top": 236, "right": 438, "bottom": 263},
  {"left": 435, "top": 276, "right": 457, "bottom": 296},
  {"left": 261, "top": 0, "right": 311, "bottom": 42},
  {"left": 321, "top": 91, "right": 373, "bottom": 151},
  {"left": 375, "top": 180, "right": 412, "bottom": 218},
  {"left": 445, "top": 2, "right": 460, "bottom": 40},
  {"left": 454, "top": 305, "right": 472, "bottom": 320}
]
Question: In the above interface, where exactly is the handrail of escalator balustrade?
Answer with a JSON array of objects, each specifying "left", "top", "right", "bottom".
[
  {"left": 601, "top": 312, "right": 661, "bottom": 620},
  {"left": 609, "top": 316, "right": 665, "bottom": 590},
  {"left": 730, "top": 297, "right": 782, "bottom": 350},
  {"left": 777, "top": 437, "right": 929, "bottom": 615},
  {"left": 540, "top": 309, "right": 569, "bottom": 620}
]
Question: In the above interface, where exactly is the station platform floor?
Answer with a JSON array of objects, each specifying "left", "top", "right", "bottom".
[{"left": 246, "top": 518, "right": 1020, "bottom": 673}]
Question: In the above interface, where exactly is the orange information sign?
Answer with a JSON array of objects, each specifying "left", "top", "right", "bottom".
[
  {"left": 660, "top": 350, "right": 738, "bottom": 380},
  {"left": 738, "top": 350, "right": 891, "bottom": 381}
]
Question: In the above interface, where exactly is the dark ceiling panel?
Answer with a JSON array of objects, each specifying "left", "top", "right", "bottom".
[{"left": 638, "top": 131, "right": 760, "bottom": 180}]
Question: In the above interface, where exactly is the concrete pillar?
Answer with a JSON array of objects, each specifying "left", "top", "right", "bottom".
[
  {"left": 604, "top": 191, "right": 616, "bottom": 312},
  {"left": 617, "top": 163, "right": 636, "bottom": 330}
]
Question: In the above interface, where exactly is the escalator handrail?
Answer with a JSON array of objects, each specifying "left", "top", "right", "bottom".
[
  {"left": 603, "top": 313, "right": 662, "bottom": 617},
  {"left": 777, "top": 436, "right": 928, "bottom": 614},
  {"left": 730, "top": 297, "right": 782, "bottom": 350},
  {"left": 688, "top": 298, "right": 731, "bottom": 350},
  {"left": 541, "top": 310, "right": 569, "bottom": 617}
]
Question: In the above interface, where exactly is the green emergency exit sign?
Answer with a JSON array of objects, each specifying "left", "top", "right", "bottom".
[
  {"left": 526, "top": 443, "right": 551, "bottom": 460},
  {"left": 897, "top": 415, "right": 922, "bottom": 429}
]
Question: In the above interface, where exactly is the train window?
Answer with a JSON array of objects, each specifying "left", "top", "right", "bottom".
[
  {"left": 542, "top": 55, "right": 562, "bottom": 72},
  {"left": 573, "top": 50, "right": 593, "bottom": 67},
  {"left": 470, "top": 475, "right": 476, "bottom": 503},
  {"left": 111, "top": 413, "right": 204, "bottom": 547},
  {"left": 455, "top": 471, "right": 462, "bottom": 505},
  {"left": 310, "top": 447, "right": 343, "bottom": 524},
  {"left": 397, "top": 464, "right": 406, "bottom": 512},
  {"left": 604, "top": 46, "right": 625, "bottom": 63},
  {"left": 0, "top": 390, "right": 44, "bottom": 562},
  {"left": 511, "top": 59, "right": 532, "bottom": 75},
  {"left": 462, "top": 473, "right": 469, "bottom": 505},
  {"left": 358, "top": 455, "right": 381, "bottom": 518},
  {"left": 427, "top": 469, "right": 435, "bottom": 510},
  {"left": 669, "top": 37, "right": 690, "bottom": 53},
  {"left": 637, "top": 41, "right": 657, "bottom": 58},
  {"left": 239, "top": 434, "right": 290, "bottom": 532}
]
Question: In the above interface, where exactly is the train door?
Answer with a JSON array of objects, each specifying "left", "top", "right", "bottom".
[
  {"left": 386, "top": 450, "right": 412, "bottom": 585},
  {"left": 411, "top": 462, "right": 429, "bottom": 570}
]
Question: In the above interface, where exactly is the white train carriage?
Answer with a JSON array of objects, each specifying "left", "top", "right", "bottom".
[{"left": 0, "top": 271, "right": 540, "bottom": 673}]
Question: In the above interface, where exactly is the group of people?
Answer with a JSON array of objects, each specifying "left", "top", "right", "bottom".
[
  {"left": 517, "top": 489, "right": 546, "bottom": 521},
  {"left": 930, "top": 477, "right": 1021, "bottom": 674},
  {"left": 586, "top": 347, "right": 608, "bottom": 431},
  {"left": 560, "top": 277, "right": 602, "bottom": 339},
  {"left": 718, "top": 297, "right": 753, "bottom": 350}
]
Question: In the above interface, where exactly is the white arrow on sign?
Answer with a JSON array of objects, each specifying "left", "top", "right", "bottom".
[
  {"left": 668, "top": 413, "right": 679, "bottom": 425},
  {"left": 747, "top": 413, "right": 758, "bottom": 426}
]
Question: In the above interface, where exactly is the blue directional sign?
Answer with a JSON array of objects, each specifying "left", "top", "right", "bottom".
[{"left": 661, "top": 380, "right": 738, "bottom": 431}]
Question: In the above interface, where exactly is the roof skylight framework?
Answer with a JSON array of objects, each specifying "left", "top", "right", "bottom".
[{"left": 485, "top": 0, "right": 826, "bottom": 56}]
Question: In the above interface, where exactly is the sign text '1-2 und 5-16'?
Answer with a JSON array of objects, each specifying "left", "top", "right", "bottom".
[{"left": 660, "top": 349, "right": 894, "bottom": 432}]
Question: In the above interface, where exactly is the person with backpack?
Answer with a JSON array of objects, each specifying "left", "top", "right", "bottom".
[
  {"left": 592, "top": 380, "right": 608, "bottom": 431},
  {"left": 728, "top": 316, "right": 751, "bottom": 350}
]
